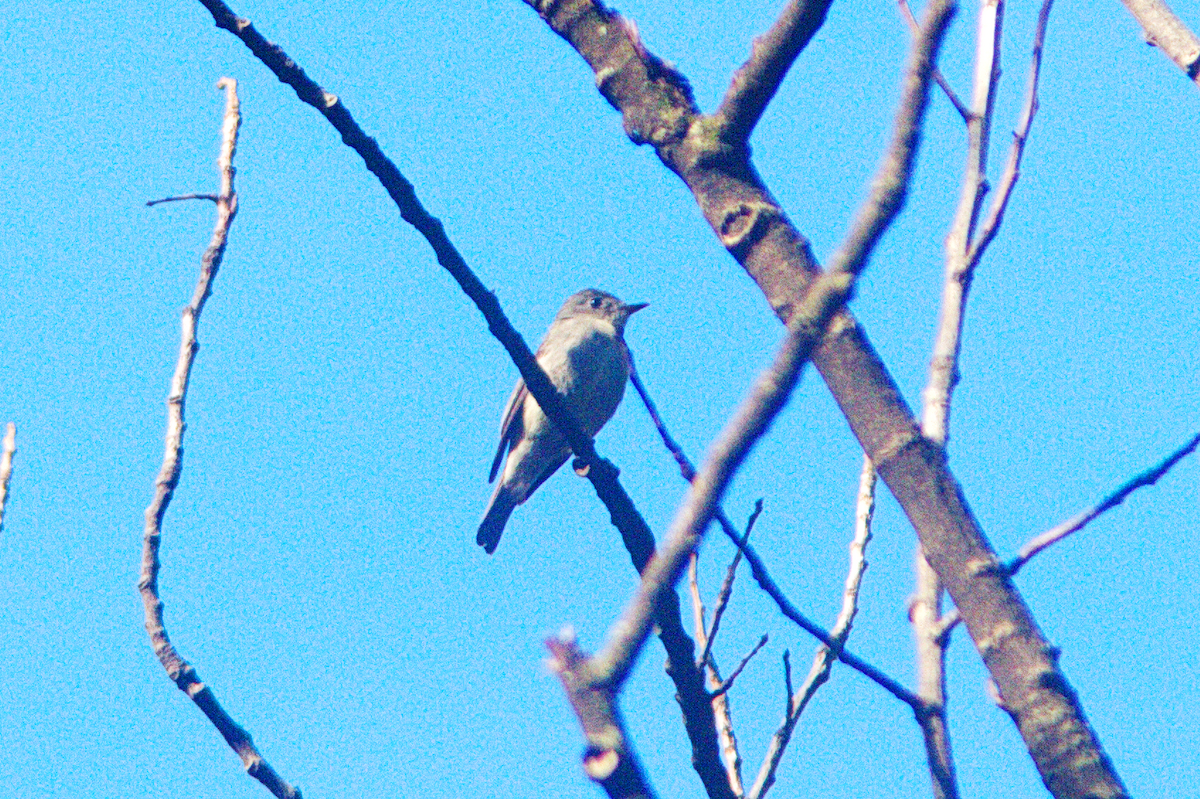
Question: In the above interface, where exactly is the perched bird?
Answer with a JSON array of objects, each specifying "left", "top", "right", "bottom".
[{"left": 477, "top": 289, "right": 647, "bottom": 554}]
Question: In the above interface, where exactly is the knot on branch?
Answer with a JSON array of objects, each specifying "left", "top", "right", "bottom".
[
  {"left": 717, "top": 201, "right": 780, "bottom": 258},
  {"left": 583, "top": 746, "right": 621, "bottom": 780}
]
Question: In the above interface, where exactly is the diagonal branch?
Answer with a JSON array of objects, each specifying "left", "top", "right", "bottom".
[
  {"left": 524, "top": 0, "right": 1128, "bottom": 796},
  {"left": 697, "top": 501, "right": 761, "bottom": 670},
  {"left": 587, "top": 0, "right": 955, "bottom": 692},
  {"left": 1117, "top": 0, "right": 1200, "bottom": 87},
  {"left": 934, "top": 431, "right": 1200, "bottom": 639},
  {"left": 715, "top": 0, "right": 834, "bottom": 141},
  {"left": 193, "top": 2, "right": 730, "bottom": 795},
  {"left": 633, "top": 361, "right": 916, "bottom": 705},
  {"left": 1008, "top": 431, "right": 1200, "bottom": 575},
  {"left": 137, "top": 79, "right": 301, "bottom": 799}
]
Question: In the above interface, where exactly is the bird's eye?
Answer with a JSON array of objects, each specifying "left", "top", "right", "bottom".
[{"left": 590, "top": 297, "right": 603, "bottom": 309}]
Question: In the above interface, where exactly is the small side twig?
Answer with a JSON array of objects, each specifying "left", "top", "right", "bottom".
[
  {"left": 748, "top": 455, "right": 876, "bottom": 799},
  {"left": 698, "top": 500, "right": 762, "bottom": 669},
  {"left": 711, "top": 634, "right": 769, "bottom": 698},
  {"left": 145, "top": 192, "right": 220, "bottom": 206},
  {"left": 1008, "top": 431, "right": 1200, "bottom": 575},
  {"left": 934, "top": 431, "right": 1200, "bottom": 638},
  {"left": 0, "top": 422, "right": 15, "bottom": 533},
  {"left": 898, "top": 0, "right": 970, "bottom": 120},
  {"left": 137, "top": 79, "right": 299, "bottom": 799}
]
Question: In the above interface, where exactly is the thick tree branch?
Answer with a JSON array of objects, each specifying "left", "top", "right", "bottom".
[
  {"left": 138, "top": 79, "right": 301, "bottom": 799},
  {"left": 715, "top": 0, "right": 834, "bottom": 141},
  {"left": 548, "top": 633, "right": 657, "bottom": 799},
  {"left": 586, "top": 0, "right": 953, "bottom": 692},
  {"left": 1117, "top": 0, "right": 1200, "bottom": 87},
  {"left": 524, "top": 1, "right": 1129, "bottom": 796}
]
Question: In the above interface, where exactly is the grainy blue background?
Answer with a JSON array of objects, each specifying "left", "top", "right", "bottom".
[{"left": 1, "top": 1, "right": 1196, "bottom": 798}]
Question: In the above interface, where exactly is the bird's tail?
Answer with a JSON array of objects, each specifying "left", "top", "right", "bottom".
[{"left": 477, "top": 483, "right": 518, "bottom": 554}]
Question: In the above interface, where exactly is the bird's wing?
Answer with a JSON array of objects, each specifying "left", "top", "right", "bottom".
[{"left": 488, "top": 378, "right": 528, "bottom": 483}]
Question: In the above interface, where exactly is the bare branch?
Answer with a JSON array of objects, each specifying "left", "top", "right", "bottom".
[
  {"left": 525, "top": 9, "right": 1127, "bottom": 788},
  {"left": 710, "top": 634, "right": 769, "bottom": 698},
  {"left": 0, "top": 423, "right": 15, "bottom": 533},
  {"left": 748, "top": 455, "right": 876, "bottom": 799},
  {"left": 898, "top": 0, "right": 971, "bottom": 121},
  {"left": 145, "top": 192, "right": 220, "bottom": 206},
  {"left": 910, "top": 551, "right": 958, "bottom": 799},
  {"left": 965, "top": 0, "right": 1055, "bottom": 270},
  {"left": 621, "top": 2, "right": 961, "bottom": 702},
  {"left": 921, "top": 0, "right": 1004, "bottom": 443},
  {"left": 715, "top": 0, "right": 834, "bottom": 141},
  {"left": 548, "top": 632, "right": 658, "bottom": 799},
  {"left": 698, "top": 500, "right": 762, "bottom": 669},
  {"left": 935, "top": 431, "right": 1200, "bottom": 639},
  {"left": 1009, "top": 431, "right": 1200, "bottom": 575},
  {"left": 584, "top": 0, "right": 957, "bottom": 683},
  {"left": 137, "top": 79, "right": 300, "bottom": 799},
  {"left": 194, "top": 3, "right": 735, "bottom": 793},
  {"left": 1117, "top": 0, "right": 1200, "bottom": 87}
]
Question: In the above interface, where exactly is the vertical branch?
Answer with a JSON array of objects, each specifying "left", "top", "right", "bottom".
[
  {"left": 909, "top": 4, "right": 1004, "bottom": 797},
  {"left": 921, "top": 0, "right": 1003, "bottom": 441},
  {"left": 913, "top": 2, "right": 1055, "bottom": 792},
  {"left": 136, "top": 80, "right": 300, "bottom": 799},
  {"left": 0, "top": 422, "right": 15, "bottom": 532}
]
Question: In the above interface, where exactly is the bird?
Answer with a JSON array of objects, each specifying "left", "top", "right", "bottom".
[{"left": 477, "top": 289, "right": 647, "bottom": 554}]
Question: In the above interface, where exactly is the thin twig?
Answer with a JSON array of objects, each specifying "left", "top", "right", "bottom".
[
  {"left": 0, "top": 423, "right": 15, "bottom": 533},
  {"left": 137, "top": 80, "right": 300, "bottom": 799},
  {"left": 711, "top": 634, "right": 769, "bottom": 698},
  {"left": 921, "top": 0, "right": 1004, "bottom": 443},
  {"left": 715, "top": 0, "right": 834, "bottom": 141},
  {"left": 1009, "top": 431, "right": 1200, "bottom": 574},
  {"left": 145, "top": 192, "right": 220, "bottom": 206},
  {"left": 898, "top": 0, "right": 971, "bottom": 120},
  {"left": 934, "top": 431, "right": 1200, "bottom": 639},
  {"left": 748, "top": 455, "right": 876, "bottom": 799},
  {"left": 698, "top": 500, "right": 762, "bottom": 669},
  {"left": 687, "top": 548, "right": 745, "bottom": 797},
  {"left": 965, "top": 0, "right": 1055, "bottom": 270}
]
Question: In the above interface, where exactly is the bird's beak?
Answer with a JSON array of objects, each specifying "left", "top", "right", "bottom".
[{"left": 624, "top": 302, "right": 649, "bottom": 315}]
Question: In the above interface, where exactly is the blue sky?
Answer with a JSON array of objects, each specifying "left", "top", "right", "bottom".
[{"left": 1, "top": 1, "right": 1197, "bottom": 798}]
